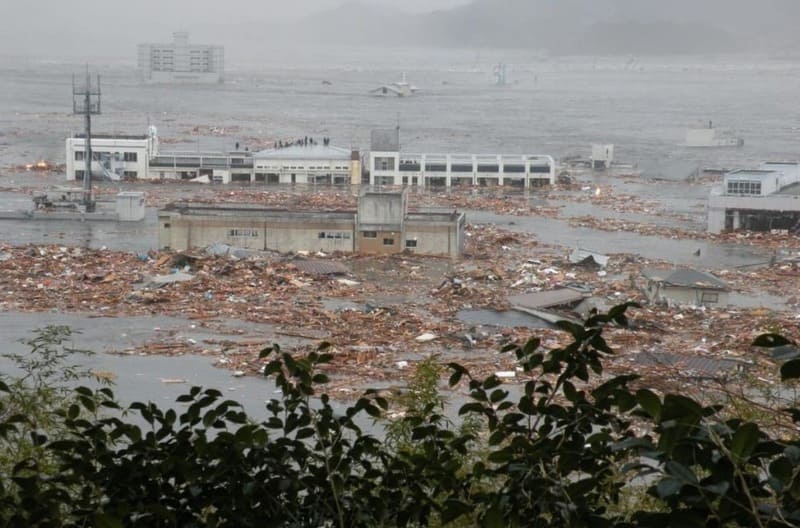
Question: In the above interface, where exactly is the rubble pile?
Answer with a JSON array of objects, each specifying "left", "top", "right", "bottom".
[
  {"left": 0, "top": 224, "right": 796, "bottom": 400},
  {"left": 568, "top": 215, "right": 703, "bottom": 240}
]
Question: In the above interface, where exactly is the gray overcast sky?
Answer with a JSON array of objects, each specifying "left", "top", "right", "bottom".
[{"left": 0, "top": 0, "right": 471, "bottom": 58}]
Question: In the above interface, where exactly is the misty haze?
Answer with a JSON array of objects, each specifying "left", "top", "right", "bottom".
[{"left": 1, "top": 0, "right": 800, "bottom": 525}]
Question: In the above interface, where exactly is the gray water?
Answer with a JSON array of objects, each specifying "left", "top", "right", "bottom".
[
  {"left": 1, "top": 48, "right": 798, "bottom": 411},
  {"left": 2, "top": 50, "right": 799, "bottom": 167}
]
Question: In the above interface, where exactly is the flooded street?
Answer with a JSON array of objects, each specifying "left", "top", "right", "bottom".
[{"left": 0, "top": 49, "right": 798, "bottom": 416}]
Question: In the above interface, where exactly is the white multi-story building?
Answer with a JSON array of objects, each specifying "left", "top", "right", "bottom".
[
  {"left": 368, "top": 129, "right": 555, "bottom": 188},
  {"left": 138, "top": 32, "right": 224, "bottom": 84},
  {"left": 65, "top": 127, "right": 159, "bottom": 181}
]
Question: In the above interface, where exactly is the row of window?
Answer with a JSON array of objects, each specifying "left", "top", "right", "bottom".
[
  {"left": 317, "top": 231, "right": 352, "bottom": 240},
  {"left": 361, "top": 231, "right": 417, "bottom": 248},
  {"left": 726, "top": 180, "right": 762, "bottom": 196},
  {"left": 74, "top": 170, "right": 137, "bottom": 179},
  {"left": 397, "top": 163, "right": 545, "bottom": 173},
  {"left": 257, "top": 165, "right": 349, "bottom": 171},
  {"left": 228, "top": 228, "right": 258, "bottom": 237},
  {"left": 75, "top": 151, "right": 138, "bottom": 162}
]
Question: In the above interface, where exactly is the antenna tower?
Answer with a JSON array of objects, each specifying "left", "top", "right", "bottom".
[{"left": 72, "top": 67, "right": 101, "bottom": 211}]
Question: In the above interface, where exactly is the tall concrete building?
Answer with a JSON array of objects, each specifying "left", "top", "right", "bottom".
[{"left": 138, "top": 32, "right": 224, "bottom": 84}]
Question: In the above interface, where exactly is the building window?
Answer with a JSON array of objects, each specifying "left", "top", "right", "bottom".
[
  {"left": 228, "top": 228, "right": 258, "bottom": 237},
  {"left": 405, "top": 239, "right": 417, "bottom": 248},
  {"left": 74, "top": 151, "right": 85, "bottom": 161},
  {"left": 375, "top": 156, "right": 395, "bottom": 171},
  {"left": 163, "top": 223, "right": 171, "bottom": 229},
  {"left": 75, "top": 170, "right": 85, "bottom": 178},
  {"left": 319, "top": 231, "right": 352, "bottom": 240},
  {"left": 362, "top": 231, "right": 377, "bottom": 239},
  {"left": 726, "top": 180, "right": 762, "bottom": 196},
  {"left": 123, "top": 152, "right": 138, "bottom": 162},
  {"left": 123, "top": 171, "right": 137, "bottom": 178},
  {"left": 383, "top": 238, "right": 394, "bottom": 246},
  {"left": 700, "top": 292, "right": 719, "bottom": 304}
]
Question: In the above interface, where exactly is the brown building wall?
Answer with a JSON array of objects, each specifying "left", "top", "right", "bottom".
[{"left": 357, "top": 230, "right": 401, "bottom": 254}]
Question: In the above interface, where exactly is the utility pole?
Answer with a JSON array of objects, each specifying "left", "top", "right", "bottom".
[{"left": 72, "top": 67, "right": 101, "bottom": 212}]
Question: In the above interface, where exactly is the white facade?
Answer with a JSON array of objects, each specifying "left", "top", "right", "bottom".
[
  {"left": 367, "top": 127, "right": 554, "bottom": 188},
  {"left": 591, "top": 144, "right": 614, "bottom": 169},
  {"left": 138, "top": 32, "right": 224, "bottom": 84},
  {"left": 369, "top": 152, "right": 555, "bottom": 187},
  {"left": 65, "top": 130, "right": 158, "bottom": 181},
  {"left": 707, "top": 162, "right": 800, "bottom": 233},
  {"left": 148, "top": 151, "right": 253, "bottom": 182},
  {"left": 253, "top": 144, "right": 356, "bottom": 185}
]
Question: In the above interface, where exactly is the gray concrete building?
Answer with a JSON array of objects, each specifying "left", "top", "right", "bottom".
[
  {"left": 707, "top": 162, "right": 800, "bottom": 233},
  {"left": 158, "top": 188, "right": 465, "bottom": 257},
  {"left": 138, "top": 32, "right": 224, "bottom": 84}
]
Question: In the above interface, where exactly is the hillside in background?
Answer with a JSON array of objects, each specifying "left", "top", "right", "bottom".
[{"left": 266, "top": 0, "right": 800, "bottom": 54}]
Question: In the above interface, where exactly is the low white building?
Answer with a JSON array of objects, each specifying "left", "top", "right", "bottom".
[
  {"left": 65, "top": 127, "right": 159, "bottom": 181},
  {"left": 643, "top": 269, "right": 729, "bottom": 307},
  {"left": 368, "top": 128, "right": 554, "bottom": 187},
  {"left": 253, "top": 144, "right": 360, "bottom": 185},
  {"left": 591, "top": 144, "right": 614, "bottom": 170},
  {"left": 149, "top": 151, "right": 253, "bottom": 183},
  {"left": 707, "top": 162, "right": 800, "bottom": 233}
]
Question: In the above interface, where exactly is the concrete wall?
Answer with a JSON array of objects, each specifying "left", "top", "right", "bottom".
[
  {"left": 266, "top": 219, "right": 355, "bottom": 253},
  {"left": 158, "top": 204, "right": 464, "bottom": 257},
  {"left": 357, "top": 230, "right": 401, "bottom": 254},
  {"left": 115, "top": 192, "right": 145, "bottom": 222},
  {"left": 405, "top": 224, "right": 456, "bottom": 257},
  {"left": 357, "top": 192, "right": 406, "bottom": 230},
  {"left": 159, "top": 214, "right": 267, "bottom": 251}
]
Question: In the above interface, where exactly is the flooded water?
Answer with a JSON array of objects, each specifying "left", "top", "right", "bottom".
[
  {"left": 467, "top": 209, "right": 771, "bottom": 268},
  {"left": 1, "top": 48, "right": 797, "bottom": 413}
]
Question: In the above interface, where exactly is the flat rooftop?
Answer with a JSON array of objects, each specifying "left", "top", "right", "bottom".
[
  {"left": 254, "top": 144, "right": 351, "bottom": 161},
  {"left": 727, "top": 169, "right": 778, "bottom": 178},
  {"left": 72, "top": 133, "right": 148, "bottom": 140}
]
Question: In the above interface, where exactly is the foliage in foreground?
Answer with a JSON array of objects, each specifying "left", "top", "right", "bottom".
[{"left": 0, "top": 305, "right": 799, "bottom": 527}]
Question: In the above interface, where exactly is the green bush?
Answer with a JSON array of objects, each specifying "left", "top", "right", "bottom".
[{"left": 0, "top": 306, "right": 799, "bottom": 527}]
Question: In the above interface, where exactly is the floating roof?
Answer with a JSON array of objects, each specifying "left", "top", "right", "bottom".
[
  {"left": 508, "top": 288, "right": 586, "bottom": 310},
  {"left": 643, "top": 269, "right": 728, "bottom": 291}
]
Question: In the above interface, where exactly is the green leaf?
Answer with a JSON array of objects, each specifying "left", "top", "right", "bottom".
[
  {"left": 94, "top": 513, "right": 123, "bottom": 528},
  {"left": 730, "top": 422, "right": 760, "bottom": 461},
  {"left": 769, "top": 456, "right": 793, "bottom": 483},
  {"left": 440, "top": 499, "right": 471, "bottom": 524},
  {"left": 753, "top": 333, "right": 795, "bottom": 348},
  {"left": 489, "top": 389, "right": 508, "bottom": 403},
  {"left": 656, "top": 477, "right": 683, "bottom": 498},
  {"left": 666, "top": 461, "right": 697, "bottom": 484},
  {"left": 703, "top": 481, "right": 730, "bottom": 496},
  {"left": 483, "top": 505, "right": 505, "bottom": 528},
  {"left": 637, "top": 389, "right": 662, "bottom": 420},
  {"left": 781, "top": 359, "right": 800, "bottom": 381}
]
